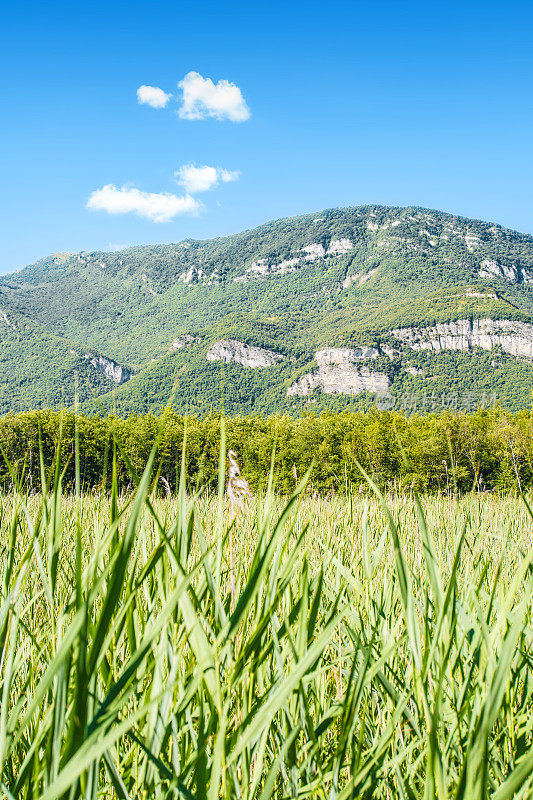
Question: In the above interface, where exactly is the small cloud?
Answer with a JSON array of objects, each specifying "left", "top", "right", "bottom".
[
  {"left": 87, "top": 185, "right": 201, "bottom": 223},
  {"left": 178, "top": 71, "right": 250, "bottom": 121},
  {"left": 107, "top": 242, "right": 132, "bottom": 252},
  {"left": 176, "top": 163, "right": 240, "bottom": 194},
  {"left": 219, "top": 168, "right": 240, "bottom": 183},
  {"left": 137, "top": 85, "right": 172, "bottom": 109}
]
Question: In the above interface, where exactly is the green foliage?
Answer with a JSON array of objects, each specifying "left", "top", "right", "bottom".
[
  {"left": 0, "top": 314, "right": 117, "bottom": 412},
  {"left": 0, "top": 437, "right": 532, "bottom": 798},
  {"left": 1, "top": 407, "right": 533, "bottom": 494},
  {"left": 1, "top": 205, "right": 533, "bottom": 414},
  {"left": 83, "top": 344, "right": 533, "bottom": 417}
]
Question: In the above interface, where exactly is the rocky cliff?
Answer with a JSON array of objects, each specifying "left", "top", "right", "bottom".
[
  {"left": 206, "top": 340, "right": 283, "bottom": 368},
  {"left": 390, "top": 319, "right": 533, "bottom": 359},
  {"left": 479, "top": 260, "right": 533, "bottom": 285},
  {"left": 288, "top": 348, "right": 389, "bottom": 396},
  {"left": 83, "top": 353, "right": 134, "bottom": 385},
  {"left": 2, "top": 205, "right": 533, "bottom": 415}
]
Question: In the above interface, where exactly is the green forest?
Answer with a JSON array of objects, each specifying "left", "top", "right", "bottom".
[
  {"left": 1, "top": 406, "right": 532, "bottom": 494},
  {"left": 1, "top": 205, "right": 533, "bottom": 415},
  {"left": 80, "top": 343, "right": 533, "bottom": 417}
]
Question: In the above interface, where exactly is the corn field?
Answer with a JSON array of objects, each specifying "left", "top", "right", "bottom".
[{"left": 0, "top": 430, "right": 533, "bottom": 799}]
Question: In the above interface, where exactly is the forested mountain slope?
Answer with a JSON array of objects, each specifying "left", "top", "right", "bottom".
[{"left": 1, "top": 205, "right": 533, "bottom": 414}]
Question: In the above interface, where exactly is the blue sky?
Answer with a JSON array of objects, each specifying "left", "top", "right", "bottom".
[{"left": 1, "top": 0, "right": 532, "bottom": 274}]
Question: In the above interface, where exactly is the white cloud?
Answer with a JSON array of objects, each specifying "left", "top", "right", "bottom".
[
  {"left": 87, "top": 185, "right": 201, "bottom": 223},
  {"left": 176, "top": 163, "right": 240, "bottom": 194},
  {"left": 137, "top": 85, "right": 172, "bottom": 109},
  {"left": 178, "top": 71, "right": 250, "bottom": 121},
  {"left": 219, "top": 168, "right": 240, "bottom": 183},
  {"left": 107, "top": 242, "right": 132, "bottom": 252}
]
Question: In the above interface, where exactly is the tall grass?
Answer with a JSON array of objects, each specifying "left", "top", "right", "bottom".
[{"left": 0, "top": 434, "right": 532, "bottom": 798}]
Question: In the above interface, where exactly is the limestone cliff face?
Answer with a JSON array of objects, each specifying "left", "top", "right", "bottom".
[
  {"left": 287, "top": 373, "right": 322, "bottom": 396},
  {"left": 326, "top": 238, "right": 354, "bottom": 255},
  {"left": 315, "top": 346, "right": 379, "bottom": 365},
  {"left": 287, "top": 348, "right": 389, "bottom": 396},
  {"left": 479, "top": 260, "right": 533, "bottom": 284},
  {"left": 390, "top": 319, "right": 533, "bottom": 359},
  {"left": 234, "top": 238, "right": 356, "bottom": 283},
  {"left": 83, "top": 353, "right": 134, "bottom": 384},
  {"left": 206, "top": 340, "right": 283, "bottom": 368}
]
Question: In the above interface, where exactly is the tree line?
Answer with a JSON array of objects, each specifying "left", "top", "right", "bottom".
[{"left": 0, "top": 407, "right": 531, "bottom": 494}]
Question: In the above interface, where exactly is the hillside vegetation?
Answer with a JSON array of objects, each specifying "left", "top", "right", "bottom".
[
  {"left": 1, "top": 205, "right": 533, "bottom": 414},
  {"left": 1, "top": 407, "right": 533, "bottom": 493}
]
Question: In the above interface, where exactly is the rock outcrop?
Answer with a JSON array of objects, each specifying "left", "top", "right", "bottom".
[
  {"left": 0, "top": 310, "right": 14, "bottom": 328},
  {"left": 287, "top": 348, "right": 389, "bottom": 396},
  {"left": 327, "top": 238, "right": 354, "bottom": 255},
  {"left": 178, "top": 266, "right": 204, "bottom": 284},
  {"left": 479, "top": 259, "right": 533, "bottom": 284},
  {"left": 380, "top": 344, "right": 399, "bottom": 359},
  {"left": 342, "top": 273, "right": 360, "bottom": 289},
  {"left": 206, "top": 340, "right": 283, "bottom": 368},
  {"left": 342, "top": 267, "right": 379, "bottom": 289},
  {"left": 390, "top": 319, "right": 533, "bottom": 359},
  {"left": 302, "top": 243, "right": 325, "bottom": 261},
  {"left": 236, "top": 238, "right": 355, "bottom": 283},
  {"left": 169, "top": 334, "right": 200, "bottom": 350},
  {"left": 83, "top": 353, "right": 134, "bottom": 384},
  {"left": 316, "top": 346, "right": 379, "bottom": 363}
]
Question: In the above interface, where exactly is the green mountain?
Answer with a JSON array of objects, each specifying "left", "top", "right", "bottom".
[{"left": 2, "top": 205, "right": 533, "bottom": 415}]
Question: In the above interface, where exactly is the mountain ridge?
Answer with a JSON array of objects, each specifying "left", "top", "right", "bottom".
[{"left": 1, "top": 204, "right": 533, "bottom": 415}]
